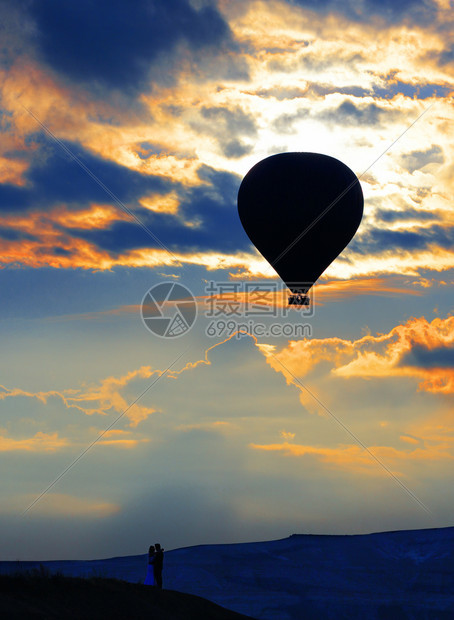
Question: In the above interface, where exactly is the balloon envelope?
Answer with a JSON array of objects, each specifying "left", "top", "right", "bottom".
[{"left": 237, "top": 152, "right": 363, "bottom": 300}]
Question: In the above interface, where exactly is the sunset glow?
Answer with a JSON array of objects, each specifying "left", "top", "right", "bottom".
[{"left": 1, "top": 0, "right": 453, "bottom": 561}]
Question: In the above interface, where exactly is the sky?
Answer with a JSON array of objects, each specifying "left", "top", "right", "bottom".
[{"left": 0, "top": 0, "right": 453, "bottom": 561}]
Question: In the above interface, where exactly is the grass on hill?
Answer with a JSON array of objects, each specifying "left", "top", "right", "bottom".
[{"left": 0, "top": 566, "right": 255, "bottom": 619}]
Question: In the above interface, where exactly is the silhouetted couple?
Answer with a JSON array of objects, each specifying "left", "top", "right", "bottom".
[{"left": 144, "top": 543, "right": 164, "bottom": 588}]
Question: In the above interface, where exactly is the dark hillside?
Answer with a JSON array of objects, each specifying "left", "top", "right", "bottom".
[
  {"left": 2, "top": 528, "right": 454, "bottom": 618},
  {"left": 0, "top": 570, "right": 255, "bottom": 620}
]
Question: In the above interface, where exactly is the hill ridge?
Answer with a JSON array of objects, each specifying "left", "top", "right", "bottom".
[{"left": 2, "top": 526, "right": 454, "bottom": 619}]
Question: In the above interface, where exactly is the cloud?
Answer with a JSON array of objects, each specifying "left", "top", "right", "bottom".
[
  {"left": 0, "top": 431, "right": 68, "bottom": 452},
  {"left": 0, "top": 132, "right": 252, "bottom": 266},
  {"left": 72, "top": 164, "right": 247, "bottom": 255},
  {"left": 175, "top": 421, "right": 235, "bottom": 434},
  {"left": 0, "top": 135, "right": 171, "bottom": 213},
  {"left": 29, "top": 0, "right": 235, "bottom": 93},
  {"left": 400, "top": 146, "right": 444, "bottom": 173},
  {"left": 2, "top": 493, "right": 120, "bottom": 517},
  {"left": 0, "top": 365, "right": 159, "bottom": 428},
  {"left": 401, "top": 344, "right": 454, "bottom": 369},
  {"left": 318, "top": 100, "right": 401, "bottom": 127},
  {"left": 251, "top": 86, "right": 308, "bottom": 100},
  {"left": 0, "top": 334, "right": 261, "bottom": 438},
  {"left": 0, "top": 226, "right": 37, "bottom": 241},
  {"left": 400, "top": 435, "right": 420, "bottom": 445},
  {"left": 372, "top": 80, "right": 452, "bottom": 100},
  {"left": 250, "top": 438, "right": 454, "bottom": 475},
  {"left": 315, "top": 277, "right": 424, "bottom": 301},
  {"left": 0, "top": 330, "right": 297, "bottom": 452},
  {"left": 260, "top": 316, "right": 454, "bottom": 410},
  {"left": 191, "top": 106, "right": 258, "bottom": 159},
  {"left": 64, "top": 366, "right": 161, "bottom": 427},
  {"left": 287, "top": 0, "right": 439, "bottom": 25},
  {"left": 97, "top": 438, "right": 150, "bottom": 448},
  {"left": 280, "top": 430, "right": 296, "bottom": 440},
  {"left": 294, "top": 80, "right": 452, "bottom": 101},
  {"left": 272, "top": 108, "right": 309, "bottom": 134},
  {"left": 0, "top": 0, "right": 452, "bottom": 283},
  {"left": 1, "top": 319, "right": 451, "bottom": 558},
  {"left": 201, "top": 106, "right": 257, "bottom": 137},
  {"left": 271, "top": 99, "right": 400, "bottom": 135},
  {"left": 350, "top": 224, "right": 454, "bottom": 256},
  {"left": 376, "top": 208, "right": 438, "bottom": 223}
]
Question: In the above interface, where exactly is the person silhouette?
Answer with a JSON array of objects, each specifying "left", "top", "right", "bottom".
[
  {"left": 153, "top": 543, "right": 164, "bottom": 589},
  {"left": 144, "top": 545, "right": 156, "bottom": 585}
]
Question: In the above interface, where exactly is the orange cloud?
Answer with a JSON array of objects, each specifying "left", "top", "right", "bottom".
[
  {"left": 97, "top": 438, "right": 150, "bottom": 448},
  {"left": 0, "top": 337, "right": 245, "bottom": 435},
  {"left": 0, "top": 202, "right": 266, "bottom": 272},
  {"left": 315, "top": 277, "right": 424, "bottom": 301},
  {"left": 400, "top": 435, "right": 421, "bottom": 445},
  {"left": 65, "top": 366, "right": 161, "bottom": 426},
  {"left": 175, "top": 421, "right": 235, "bottom": 433},
  {"left": 262, "top": 315, "right": 454, "bottom": 399},
  {"left": 3, "top": 493, "right": 120, "bottom": 517},
  {"left": 97, "top": 429, "right": 150, "bottom": 445},
  {"left": 250, "top": 437, "right": 454, "bottom": 475},
  {"left": 0, "top": 155, "right": 29, "bottom": 185},
  {"left": 0, "top": 366, "right": 160, "bottom": 427},
  {"left": 406, "top": 408, "right": 454, "bottom": 445},
  {"left": 50, "top": 204, "right": 128, "bottom": 230},
  {"left": 101, "top": 429, "right": 132, "bottom": 438},
  {"left": 0, "top": 431, "right": 68, "bottom": 452}
]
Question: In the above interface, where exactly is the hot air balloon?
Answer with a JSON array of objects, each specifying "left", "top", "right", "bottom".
[{"left": 237, "top": 152, "right": 363, "bottom": 306}]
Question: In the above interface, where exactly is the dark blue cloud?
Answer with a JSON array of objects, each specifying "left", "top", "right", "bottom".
[
  {"left": 0, "top": 227, "right": 37, "bottom": 241},
  {"left": 0, "top": 133, "right": 252, "bottom": 257},
  {"left": 272, "top": 99, "right": 399, "bottom": 134},
  {"left": 319, "top": 100, "right": 400, "bottom": 126},
  {"left": 370, "top": 229, "right": 429, "bottom": 251},
  {"left": 255, "top": 81, "right": 451, "bottom": 103},
  {"left": 287, "top": 0, "right": 438, "bottom": 24},
  {"left": 0, "top": 109, "right": 13, "bottom": 133},
  {"left": 372, "top": 81, "right": 452, "bottom": 100},
  {"left": 351, "top": 224, "right": 453, "bottom": 255},
  {"left": 68, "top": 221, "right": 154, "bottom": 254},
  {"left": 314, "top": 81, "right": 449, "bottom": 101},
  {"left": 0, "top": 183, "right": 29, "bottom": 210},
  {"left": 0, "top": 134, "right": 170, "bottom": 212},
  {"left": 29, "top": 0, "right": 235, "bottom": 93},
  {"left": 377, "top": 208, "right": 438, "bottom": 223},
  {"left": 70, "top": 164, "right": 249, "bottom": 255},
  {"left": 401, "top": 345, "right": 454, "bottom": 368},
  {"left": 49, "top": 247, "right": 72, "bottom": 256},
  {"left": 180, "top": 165, "right": 245, "bottom": 253}
]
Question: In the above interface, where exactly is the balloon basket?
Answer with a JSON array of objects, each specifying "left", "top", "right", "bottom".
[{"left": 288, "top": 294, "right": 310, "bottom": 307}]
